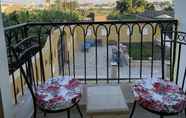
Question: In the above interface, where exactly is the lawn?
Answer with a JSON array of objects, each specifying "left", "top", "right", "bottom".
[{"left": 126, "top": 42, "right": 162, "bottom": 60}]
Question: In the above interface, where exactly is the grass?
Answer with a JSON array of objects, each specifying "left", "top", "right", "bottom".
[{"left": 127, "top": 42, "right": 162, "bottom": 60}]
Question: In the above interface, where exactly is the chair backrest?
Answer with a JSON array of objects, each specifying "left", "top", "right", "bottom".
[
  {"left": 11, "top": 37, "right": 43, "bottom": 100},
  {"left": 162, "top": 31, "right": 186, "bottom": 91}
]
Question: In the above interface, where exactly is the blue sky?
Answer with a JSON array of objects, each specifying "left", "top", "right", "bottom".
[{"left": 1, "top": 0, "right": 116, "bottom": 5}]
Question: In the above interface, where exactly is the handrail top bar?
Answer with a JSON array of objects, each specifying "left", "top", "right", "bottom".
[
  {"left": 4, "top": 19, "right": 178, "bottom": 31},
  {"left": 28, "top": 19, "right": 178, "bottom": 25},
  {"left": 4, "top": 23, "right": 28, "bottom": 31}
]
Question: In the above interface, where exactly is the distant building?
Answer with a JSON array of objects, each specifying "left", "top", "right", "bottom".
[
  {"left": 95, "top": 15, "right": 107, "bottom": 21},
  {"left": 1, "top": 3, "right": 45, "bottom": 14},
  {"left": 1, "top": 4, "right": 25, "bottom": 14},
  {"left": 145, "top": 0, "right": 173, "bottom": 4},
  {"left": 145, "top": 0, "right": 173, "bottom": 11},
  {"left": 94, "top": 3, "right": 116, "bottom": 9},
  {"left": 45, "top": 0, "right": 51, "bottom": 8},
  {"left": 79, "top": 3, "right": 94, "bottom": 10}
]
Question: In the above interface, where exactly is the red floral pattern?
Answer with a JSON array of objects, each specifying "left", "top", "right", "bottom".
[
  {"left": 35, "top": 76, "right": 81, "bottom": 111},
  {"left": 132, "top": 78, "right": 186, "bottom": 113}
]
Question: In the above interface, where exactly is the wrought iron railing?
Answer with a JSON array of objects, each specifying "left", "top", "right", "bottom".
[{"left": 4, "top": 19, "right": 179, "bottom": 104}]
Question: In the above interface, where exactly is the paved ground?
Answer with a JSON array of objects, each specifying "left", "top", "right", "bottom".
[{"left": 70, "top": 46, "right": 162, "bottom": 79}]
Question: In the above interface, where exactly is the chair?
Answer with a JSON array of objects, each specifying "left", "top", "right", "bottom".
[
  {"left": 129, "top": 31, "right": 186, "bottom": 118},
  {"left": 11, "top": 38, "right": 83, "bottom": 118},
  {"left": 129, "top": 77, "right": 186, "bottom": 118}
]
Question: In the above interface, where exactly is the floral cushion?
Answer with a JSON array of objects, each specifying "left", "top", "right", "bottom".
[
  {"left": 35, "top": 76, "right": 81, "bottom": 111},
  {"left": 132, "top": 78, "right": 186, "bottom": 113}
]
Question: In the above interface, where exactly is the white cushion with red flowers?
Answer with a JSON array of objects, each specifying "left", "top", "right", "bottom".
[
  {"left": 132, "top": 78, "right": 186, "bottom": 113},
  {"left": 35, "top": 76, "right": 81, "bottom": 111}
]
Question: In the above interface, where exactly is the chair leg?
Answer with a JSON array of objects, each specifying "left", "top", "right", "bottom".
[
  {"left": 43, "top": 112, "right": 46, "bottom": 117},
  {"left": 76, "top": 104, "right": 83, "bottom": 118},
  {"left": 129, "top": 101, "right": 136, "bottom": 118},
  {"left": 160, "top": 115, "right": 163, "bottom": 118},
  {"left": 67, "top": 109, "right": 70, "bottom": 118},
  {"left": 33, "top": 110, "right": 36, "bottom": 118},
  {"left": 33, "top": 103, "right": 37, "bottom": 118}
]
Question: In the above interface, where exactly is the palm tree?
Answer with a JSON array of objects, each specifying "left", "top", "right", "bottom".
[{"left": 45, "top": 0, "right": 50, "bottom": 5}]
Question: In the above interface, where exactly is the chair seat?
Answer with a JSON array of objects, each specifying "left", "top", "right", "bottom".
[
  {"left": 35, "top": 76, "right": 81, "bottom": 111},
  {"left": 132, "top": 78, "right": 186, "bottom": 113}
]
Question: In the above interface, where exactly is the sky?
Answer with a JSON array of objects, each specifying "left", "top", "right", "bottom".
[{"left": 1, "top": 0, "right": 117, "bottom": 5}]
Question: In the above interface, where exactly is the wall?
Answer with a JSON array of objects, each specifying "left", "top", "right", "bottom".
[
  {"left": 0, "top": 91, "right": 4, "bottom": 118},
  {"left": 175, "top": 0, "right": 186, "bottom": 89},
  {"left": 175, "top": 0, "right": 186, "bottom": 31}
]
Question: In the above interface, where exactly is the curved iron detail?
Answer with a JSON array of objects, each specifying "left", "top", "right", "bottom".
[{"left": 4, "top": 19, "right": 180, "bottom": 104}]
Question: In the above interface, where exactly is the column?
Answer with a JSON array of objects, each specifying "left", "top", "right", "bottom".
[{"left": 0, "top": 10, "right": 14, "bottom": 118}]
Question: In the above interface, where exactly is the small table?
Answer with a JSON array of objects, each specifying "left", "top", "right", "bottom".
[{"left": 87, "top": 86, "right": 129, "bottom": 118}]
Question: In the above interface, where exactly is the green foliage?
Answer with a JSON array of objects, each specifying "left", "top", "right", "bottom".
[
  {"left": 145, "top": 3, "right": 155, "bottom": 11},
  {"left": 116, "top": 0, "right": 131, "bottom": 13},
  {"left": 115, "top": 0, "right": 155, "bottom": 14},
  {"left": 164, "top": 6, "right": 173, "bottom": 11},
  {"left": 3, "top": 9, "right": 83, "bottom": 27},
  {"left": 108, "top": 0, "right": 155, "bottom": 20},
  {"left": 161, "top": 1, "right": 173, "bottom": 12},
  {"left": 129, "top": 43, "right": 161, "bottom": 60},
  {"left": 3, "top": 9, "right": 83, "bottom": 48}
]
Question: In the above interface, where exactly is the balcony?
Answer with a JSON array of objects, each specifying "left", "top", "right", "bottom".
[{"left": 3, "top": 19, "right": 186, "bottom": 118}]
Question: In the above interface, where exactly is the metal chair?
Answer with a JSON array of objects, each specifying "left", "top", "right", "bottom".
[
  {"left": 130, "top": 77, "right": 186, "bottom": 118},
  {"left": 129, "top": 31, "right": 186, "bottom": 118},
  {"left": 11, "top": 38, "right": 83, "bottom": 118}
]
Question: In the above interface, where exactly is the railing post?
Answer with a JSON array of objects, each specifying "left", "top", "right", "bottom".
[
  {"left": 0, "top": 12, "right": 15, "bottom": 118},
  {"left": 111, "top": 62, "right": 118, "bottom": 79}
]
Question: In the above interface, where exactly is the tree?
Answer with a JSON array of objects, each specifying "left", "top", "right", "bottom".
[
  {"left": 115, "top": 0, "right": 146, "bottom": 14},
  {"left": 116, "top": 0, "right": 130, "bottom": 13},
  {"left": 3, "top": 9, "right": 82, "bottom": 27},
  {"left": 145, "top": 3, "right": 155, "bottom": 11},
  {"left": 162, "top": 1, "right": 173, "bottom": 12}
]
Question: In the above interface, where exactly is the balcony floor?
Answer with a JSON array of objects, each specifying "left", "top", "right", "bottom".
[
  {"left": 16, "top": 81, "right": 181, "bottom": 118},
  {"left": 36, "top": 104, "right": 179, "bottom": 118}
]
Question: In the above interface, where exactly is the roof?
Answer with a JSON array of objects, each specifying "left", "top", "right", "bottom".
[
  {"left": 95, "top": 15, "right": 107, "bottom": 21},
  {"left": 137, "top": 10, "right": 174, "bottom": 19}
]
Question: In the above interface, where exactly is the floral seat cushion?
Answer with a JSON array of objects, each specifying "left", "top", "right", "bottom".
[
  {"left": 132, "top": 78, "right": 186, "bottom": 113},
  {"left": 35, "top": 76, "right": 81, "bottom": 111}
]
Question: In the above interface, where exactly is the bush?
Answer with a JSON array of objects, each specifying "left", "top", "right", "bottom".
[{"left": 3, "top": 9, "right": 83, "bottom": 26}]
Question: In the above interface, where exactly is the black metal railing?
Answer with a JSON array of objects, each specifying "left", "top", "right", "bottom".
[{"left": 4, "top": 19, "right": 179, "bottom": 104}]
